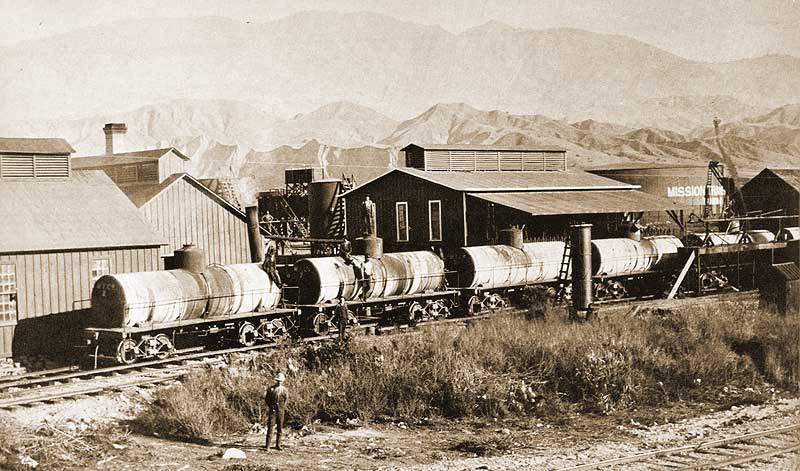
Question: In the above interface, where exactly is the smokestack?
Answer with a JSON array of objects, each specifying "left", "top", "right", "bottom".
[
  {"left": 245, "top": 206, "right": 264, "bottom": 263},
  {"left": 103, "top": 123, "right": 128, "bottom": 154},
  {"left": 570, "top": 223, "right": 593, "bottom": 319}
]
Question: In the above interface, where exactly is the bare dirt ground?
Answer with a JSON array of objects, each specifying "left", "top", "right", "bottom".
[{"left": 3, "top": 385, "right": 799, "bottom": 471}]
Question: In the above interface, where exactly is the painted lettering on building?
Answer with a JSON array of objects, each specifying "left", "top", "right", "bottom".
[{"left": 667, "top": 185, "right": 724, "bottom": 205}]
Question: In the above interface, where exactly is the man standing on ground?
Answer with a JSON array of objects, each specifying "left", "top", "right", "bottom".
[{"left": 264, "top": 372, "right": 288, "bottom": 450}]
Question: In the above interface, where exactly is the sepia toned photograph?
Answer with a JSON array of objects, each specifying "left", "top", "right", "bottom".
[{"left": 0, "top": 1, "right": 798, "bottom": 469}]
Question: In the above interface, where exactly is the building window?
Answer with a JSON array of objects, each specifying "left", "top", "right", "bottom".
[
  {"left": 396, "top": 202, "right": 409, "bottom": 242},
  {"left": 91, "top": 258, "right": 110, "bottom": 284},
  {"left": 0, "top": 264, "right": 17, "bottom": 325},
  {"left": 428, "top": 200, "right": 442, "bottom": 241}
]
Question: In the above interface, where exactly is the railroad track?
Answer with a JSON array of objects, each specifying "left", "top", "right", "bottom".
[
  {"left": 596, "top": 290, "right": 760, "bottom": 318},
  {"left": 559, "top": 424, "right": 800, "bottom": 470},
  {"left": 0, "top": 311, "right": 498, "bottom": 409},
  {"left": 0, "top": 291, "right": 758, "bottom": 410}
]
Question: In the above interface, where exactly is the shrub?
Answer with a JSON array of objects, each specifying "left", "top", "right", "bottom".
[{"left": 134, "top": 302, "right": 800, "bottom": 440}]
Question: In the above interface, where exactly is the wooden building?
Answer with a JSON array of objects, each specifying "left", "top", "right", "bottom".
[
  {"left": 342, "top": 167, "right": 684, "bottom": 252},
  {"left": 402, "top": 143, "right": 567, "bottom": 172},
  {"left": 71, "top": 147, "right": 189, "bottom": 188},
  {"left": 741, "top": 168, "right": 800, "bottom": 232},
  {"left": 120, "top": 173, "right": 256, "bottom": 265},
  {"left": 0, "top": 139, "right": 165, "bottom": 357}
]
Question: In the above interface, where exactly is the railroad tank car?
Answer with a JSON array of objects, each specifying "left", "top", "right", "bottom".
[
  {"left": 295, "top": 251, "right": 445, "bottom": 305},
  {"left": 456, "top": 236, "right": 683, "bottom": 289},
  {"left": 682, "top": 232, "right": 742, "bottom": 247},
  {"left": 742, "top": 230, "right": 776, "bottom": 244},
  {"left": 777, "top": 227, "right": 800, "bottom": 241},
  {"left": 591, "top": 236, "right": 683, "bottom": 277},
  {"left": 91, "top": 263, "right": 281, "bottom": 329},
  {"left": 456, "top": 242, "right": 566, "bottom": 289}
]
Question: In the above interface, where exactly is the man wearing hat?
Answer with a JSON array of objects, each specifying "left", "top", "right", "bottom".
[{"left": 264, "top": 372, "right": 289, "bottom": 450}]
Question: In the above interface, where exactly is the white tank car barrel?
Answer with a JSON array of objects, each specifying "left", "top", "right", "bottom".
[
  {"left": 777, "top": 227, "right": 800, "bottom": 241},
  {"left": 591, "top": 236, "right": 683, "bottom": 277},
  {"left": 295, "top": 251, "right": 445, "bottom": 305},
  {"left": 456, "top": 242, "right": 567, "bottom": 289},
  {"left": 742, "top": 230, "right": 775, "bottom": 243},
  {"left": 91, "top": 263, "right": 281, "bottom": 329},
  {"left": 457, "top": 236, "right": 683, "bottom": 290}
]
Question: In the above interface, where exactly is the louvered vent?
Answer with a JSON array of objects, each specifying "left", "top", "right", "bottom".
[
  {"left": 0, "top": 154, "right": 70, "bottom": 179},
  {"left": 1, "top": 155, "right": 35, "bottom": 177},
  {"left": 34, "top": 155, "right": 70, "bottom": 177}
]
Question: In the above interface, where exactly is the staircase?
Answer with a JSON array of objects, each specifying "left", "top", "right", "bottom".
[
  {"left": 277, "top": 195, "right": 309, "bottom": 237},
  {"left": 555, "top": 235, "right": 572, "bottom": 302},
  {"left": 220, "top": 178, "right": 243, "bottom": 211}
]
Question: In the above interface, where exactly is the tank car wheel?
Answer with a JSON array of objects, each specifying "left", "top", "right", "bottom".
[
  {"left": 407, "top": 302, "right": 425, "bottom": 326},
  {"left": 607, "top": 281, "right": 627, "bottom": 299},
  {"left": 483, "top": 293, "right": 506, "bottom": 310},
  {"left": 259, "top": 318, "right": 287, "bottom": 342},
  {"left": 467, "top": 295, "right": 482, "bottom": 315},
  {"left": 238, "top": 322, "right": 258, "bottom": 347},
  {"left": 116, "top": 338, "right": 139, "bottom": 365},
  {"left": 425, "top": 300, "right": 449, "bottom": 320},
  {"left": 154, "top": 334, "right": 174, "bottom": 359}
]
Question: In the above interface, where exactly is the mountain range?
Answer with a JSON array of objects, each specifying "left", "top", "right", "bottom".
[
  {"left": 2, "top": 12, "right": 798, "bottom": 130},
  {"left": 2, "top": 11, "right": 799, "bottom": 202},
  {"left": 5, "top": 98, "right": 797, "bottom": 205}
]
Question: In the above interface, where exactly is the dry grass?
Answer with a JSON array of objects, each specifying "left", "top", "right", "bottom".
[{"left": 133, "top": 301, "right": 800, "bottom": 440}]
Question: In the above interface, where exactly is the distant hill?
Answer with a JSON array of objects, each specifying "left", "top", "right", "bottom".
[{"left": 1, "top": 12, "right": 798, "bottom": 131}]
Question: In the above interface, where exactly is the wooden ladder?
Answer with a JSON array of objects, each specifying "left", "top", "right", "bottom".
[
  {"left": 555, "top": 235, "right": 572, "bottom": 302},
  {"left": 277, "top": 196, "right": 309, "bottom": 237}
]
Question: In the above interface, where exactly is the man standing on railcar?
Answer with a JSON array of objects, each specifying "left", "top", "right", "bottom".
[{"left": 264, "top": 372, "right": 289, "bottom": 450}]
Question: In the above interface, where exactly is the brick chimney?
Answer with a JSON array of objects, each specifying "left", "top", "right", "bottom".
[{"left": 103, "top": 123, "right": 127, "bottom": 154}]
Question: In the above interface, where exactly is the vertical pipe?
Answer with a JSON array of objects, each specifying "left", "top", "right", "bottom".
[
  {"left": 571, "top": 223, "right": 593, "bottom": 316},
  {"left": 245, "top": 206, "right": 264, "bottom": 263}
]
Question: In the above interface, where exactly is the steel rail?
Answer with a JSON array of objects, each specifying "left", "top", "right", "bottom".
[{"left": 557, "top": 424, "right": 800, "bottom": 471}]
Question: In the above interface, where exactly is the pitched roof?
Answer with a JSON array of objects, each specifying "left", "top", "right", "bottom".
[
  {"left": 469, "top": 189, "right": 686, "bottom": 216},
  {"left": 344, "top": 167, "right": 637, "bottom": 196},
  {"left": 0, "top": 170, "right": 167, "bottom": 253},
  {"left": 760, "top": 168, "right": 800, "bottom": 192},
  {"left": 402, "top": 143, "right": 566, "bottom": 152},
  {"left": 0, "top": 138, "right": 75, "bottom": 155},
  {"left": 72, "top": 147, "right": 190, "bottom": 168},
  {"left": 118, "top": 173, "right": 265, "bottom": 233},
  {"left": 586, "top": 162, "right": 709, "bottom": 171}
]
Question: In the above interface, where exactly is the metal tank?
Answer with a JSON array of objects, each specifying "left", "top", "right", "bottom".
[
  {"left": 778, "top": 227, "right": 800, "bottom": 241},
  {"left": 591, "top": 236, "right": 683, "bottom": 277},
  {"left": 91, "top": 271, "right": 187, "bottom": 328},
  {"left": 743, "top": 230, "right": 775, "bottom": 244},
  {"left": 295, "top": 251, "right": 445, "bottom": 305},
  {"left": 523, "top": 241, "right": 568, "bottom": 283},
  {"left": 682, "top": 232, "right": 742, "bottom": 247},
  {"left": 173, "top": 244, "right": 206, "bottom": 272},
  {"left": 458, "top": 242, "right": 566, "bottom": 289},
  {"left": 169, "top": 269, "right": 210, "bottom": 320},
  {"left": 588, "top": 164, "right": 725, "bottom": 223},
  {"left": 458, "top": 245, "right": 527, "bottom": 289},
  {"left": 308, "top": 179, "right": 342, "bottom": 239},
  {"left": 202, "top": 263, "right": 281, "bottom": 316}
]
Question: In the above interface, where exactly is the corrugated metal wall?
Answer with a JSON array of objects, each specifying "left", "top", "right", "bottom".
[
  {"left": 0, "top": 246, "right": 161, "bottom": 357},
  {"left": 139, "top": 178, "right": 250, "bottom": 265}
]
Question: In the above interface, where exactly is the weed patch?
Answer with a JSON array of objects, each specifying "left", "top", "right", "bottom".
[{"left": 134, "top": 302, "right": 799, "bottom": 440}]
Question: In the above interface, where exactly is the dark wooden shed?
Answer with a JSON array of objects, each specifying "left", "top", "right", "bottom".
[
  {"left": 740, "top": 168, "right": 800, "bottom": 231},
  {"left": 342, "top": 167, "right": 685, "bottom": 252}
]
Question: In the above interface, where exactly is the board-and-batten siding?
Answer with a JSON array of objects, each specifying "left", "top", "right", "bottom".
[
  {"left": 0, "top": 247, "right": 161, "bottom": 357},
  {"left": 139, "top": 178, "right": 250, "bottom": 265}
]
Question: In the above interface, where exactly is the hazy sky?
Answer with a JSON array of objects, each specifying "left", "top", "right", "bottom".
[{"left": 2, "top": 0, "right": 799, "bottom": 62}]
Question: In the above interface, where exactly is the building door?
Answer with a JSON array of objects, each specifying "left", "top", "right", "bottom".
[{"left": 0, "top": 263, "right": 18, "bottom": 328}]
